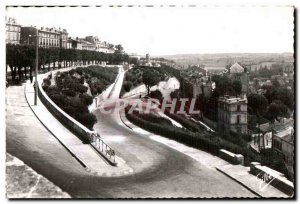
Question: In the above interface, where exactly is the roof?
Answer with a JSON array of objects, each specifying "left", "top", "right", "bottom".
[{"left": 229, "top": 62, "right": 245, "bottom": 74}]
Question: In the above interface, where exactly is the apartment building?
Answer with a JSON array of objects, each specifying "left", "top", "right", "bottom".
[
  {"left": 6, "top": 17, "right": 21, "bottom": 44},
  {"left": 218, "top": 95, "right": 248, "bottom": 134}
]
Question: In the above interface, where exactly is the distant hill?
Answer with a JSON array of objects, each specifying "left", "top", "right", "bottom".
[{"left": 154, "top": 53, "right": 294, "bottom": 69}]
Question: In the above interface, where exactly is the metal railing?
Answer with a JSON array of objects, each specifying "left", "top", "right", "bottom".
[{"left": 90, "top": 133, "right": 116, "bottom": 165}]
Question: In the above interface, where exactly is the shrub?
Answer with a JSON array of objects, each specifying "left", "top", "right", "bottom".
[
  {"left": 74, "top": 83, "right": 88, "bottom": 93},
  {"left": 69, "top": 97, "right": 88, "bottom": 114},
  {"left": 126, "top": 110, "right": 221, "bottom": 155},
  {"left": 46, "top": 85, "right": 60, "bottom": 95},
  {"left": 165, "top": 109, "right": 205, "bottom": 132},
  {"left": 79, "top": 93, "right": 94, "bottom": 106},
  {"left": 132, "top": 110, "right": 173, "bottom": 126},
  {"left": 79, "top": 76, "right": 85, "bottom": 84},
  {"left": 69, "top": 69, "right": 75, "bottom": 76},
  {"left": 62, "top": 89, "right": 76, "bottom": 97},
  {"left": 150, "top": 90, "right": 163, "bottom": 100},
  {"left": 123, "top": 81, "right": 133, "bottom": 92},
  {"left": 77, "top": 113, "right": 97, "bottom": 130},
  {"left": 43, "top": 78, "right": 51, "bottom": 87},
  {"left": 76, "top": 69, "right": 83, "bottom": 75},
  {"left": 49, "top": 93, "right": 67, "bottom": 108}
]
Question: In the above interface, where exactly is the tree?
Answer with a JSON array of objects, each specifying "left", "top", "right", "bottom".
[
  {"left": 142, "top": 69, "right": 160, "bottom": 96},
  {"left": 115, "top": 44, "right": 123, "bottom": 52},
  {"left": 265, "top": 100, "right": 289, "bottom": 123},
  {"left": 232, "top": 80, "right": 242, "bottom": 95},
  {"left": 248, "top": 93, "right": 268, "bottom": 115},
  {"left": 123, "top": 81, "right": 133, "bottom": 92},
  {"left": 248, "top": 93, "right": 269, "bottom": 150},
  {"left": 211, "top": 75, "right": 236, "bottom": 96}
]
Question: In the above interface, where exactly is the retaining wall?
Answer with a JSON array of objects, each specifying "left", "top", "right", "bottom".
[
  {"left": 219, "top": 149, "right": 244, "bottom": 165},
  {"left": 37, "top": 73, "right": 96, "bottom": 143},
  {"left": 250, "top": 162, "right": 294, "bottom": 196}
]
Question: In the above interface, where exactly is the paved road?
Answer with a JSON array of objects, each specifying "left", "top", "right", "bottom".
[{"left": 6, "top": 74, "right": 256, "bottom": 198}]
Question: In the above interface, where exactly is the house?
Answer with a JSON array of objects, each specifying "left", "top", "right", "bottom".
[
  {"left": 181, "top": 71, "right": 215, "bottom": 98},
  {"left": 226, "top": 63, "right": 249, "bottom": 94},
  {"left": 273, "top": 118, "right": 294, "bottom": 180},
  {"left": 218, "top": 95, "right": 248, "bottom": 135}
]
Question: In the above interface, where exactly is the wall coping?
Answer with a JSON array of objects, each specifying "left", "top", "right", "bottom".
[{"left": 38, "top": 73, "right": 96, "bottom": 135}]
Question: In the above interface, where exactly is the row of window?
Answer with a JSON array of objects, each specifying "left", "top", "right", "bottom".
[
  {"left": 6, "top": 32, "right": 20, "bottom": 41},
  {"left": 6, "top": 25, "right": 20, "bottom": 32},
  {"left": 219, "top": 113, "right": 243, "bottom": 124},
  {"left": 285, "top": 155, "right": 293, "bottom": 166},
  {"left": 219, "top": 103, "right": 244, "bottom": 112},
  {"left": 39, "top": 38, "right": 59, "bottom": 47},
  {"left": 39, "top": 32, "right": 60, "bottom": 39}
]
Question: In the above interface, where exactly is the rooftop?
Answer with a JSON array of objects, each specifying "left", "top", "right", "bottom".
[
  {"left": 218, "top": 95, "right": 248, "bottom": 104},
  {"left": 228, "top": 62, "right": 245, "bottom": 74}
]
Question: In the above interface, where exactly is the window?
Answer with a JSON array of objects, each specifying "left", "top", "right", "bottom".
[{"left": 237, "top": 115, "right": 240, "bottom": 124}]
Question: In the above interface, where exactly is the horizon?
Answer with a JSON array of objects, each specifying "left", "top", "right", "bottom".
[
  {"left": 153, "top": 52, "right": 294, "bottom": 57},
  {"left": 6, "top": 6, "right": 294, "bottom": 55}
]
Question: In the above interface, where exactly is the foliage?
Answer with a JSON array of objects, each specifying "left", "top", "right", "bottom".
[
  {"left": 79, "top": 93, "right": 94, "bottom": 106},
  {"left": 265, "top": 100, "right": 289, "bottom": 123},
  {"left": 149, "top": 90, "right": 163, "bottom": 100},
  {"left": 123, "top": 81, "right": 133, "bottom": 92},
  {"left": 142, "top": 68, "right": 160, "bottom": 95},
  {"left": 247, "top": 93, "right": 268, "bottom": 115},
  {"left": 263, "top": 85, "right": 294, "bottom": 110},
  {"left": 131, "top": 110, "right": 173, "bottom": 126},
  {"left": 6, "top": 43, "right": 129, "bottom": 83},
  {"left": 164, "top": 108, "right": 206, "bottom": 132},
  {"left": 211, "top": 75, "right": 239, "bottom": 96},
  {"left": 126, "top": 108, "right": 288, "bottom": 173},
  {"left": 232, "top": 80, "right": 242, "bottom": 95},
  {"left": 44, "top": 70, "right": 97, "bottom": 130},
  {"left": 76, "top": 66, "right": 118, "bottom": 96}
]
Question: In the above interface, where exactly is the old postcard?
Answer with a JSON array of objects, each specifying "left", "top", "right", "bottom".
[{"left": 5, "top": 4, "right": 295, "bottom": 199}]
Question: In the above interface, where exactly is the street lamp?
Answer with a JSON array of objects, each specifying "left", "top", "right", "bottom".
[{"left": 34, "top": 29, "right": 39, "bottom": 105}]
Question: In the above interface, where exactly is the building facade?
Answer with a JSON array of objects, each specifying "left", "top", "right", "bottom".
[
  {"left": 6, "top": 17, "right": 21, "bottom": 44},
  {"left": 218, "top": 95, "right": 248, "bottom": 134},
  {"left": 20, "top": 26, "right": 67, "bottom": 48},
  {"left": 59, "top": 28, "right": 68, "bottom": 48},
  {"left": 273, "top": 121, "right": 294, "bottom": 180}
]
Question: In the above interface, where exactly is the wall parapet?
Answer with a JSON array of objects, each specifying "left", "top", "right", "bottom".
[
  {"left": 37, "top": 67, "right": 117, "bottom": 165},
  {"left": 250, "top": 162, "right": 294, "bottom": 196},
  {"left": 219, "top": 149, "right": 244, "bottom": 165}
]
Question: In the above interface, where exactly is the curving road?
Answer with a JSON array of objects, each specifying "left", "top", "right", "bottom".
[{"left": 6, "top": 67, "right": 257, "bottom": 198}]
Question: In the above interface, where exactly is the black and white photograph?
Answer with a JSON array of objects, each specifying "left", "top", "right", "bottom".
[{"left": 4, "top": 2, "right": 296, "bottom": 199}]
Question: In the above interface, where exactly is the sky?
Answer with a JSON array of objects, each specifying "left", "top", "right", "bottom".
[{"left": 6, "top": 6, "right": 294, "bottom": 56}]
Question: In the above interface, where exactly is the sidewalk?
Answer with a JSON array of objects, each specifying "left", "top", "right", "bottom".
[
  {"left": 24, "top": 80, "right": 133, "bottom": 177},
  {"left": 216, "top": 164, "right": 291, "bottom": 198}
]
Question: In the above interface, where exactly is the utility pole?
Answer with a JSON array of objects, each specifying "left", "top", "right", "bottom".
[{"left": 34, "top": 29, "right": 39, "bottom": 105}]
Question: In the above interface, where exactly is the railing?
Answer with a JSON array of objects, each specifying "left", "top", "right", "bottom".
[{"left": 90, "top": 133, "right": 116, "bottom": 165}]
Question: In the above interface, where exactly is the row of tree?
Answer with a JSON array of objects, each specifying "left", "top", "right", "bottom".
[{"left": 6, "top": 44, "right": 130, "bottom": 83}]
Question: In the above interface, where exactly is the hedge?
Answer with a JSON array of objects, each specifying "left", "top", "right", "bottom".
[{"left": 126, "top": 108, "right": 269, "bottom": 166}]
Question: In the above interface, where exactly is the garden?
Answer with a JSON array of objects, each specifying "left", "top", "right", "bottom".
[{"left": 42, "top": 65, "right": 118, "bottom": 130}]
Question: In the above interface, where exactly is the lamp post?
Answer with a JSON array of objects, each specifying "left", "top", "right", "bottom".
[{"left": 34, "top": 29, "right": 39, "bottom": 105}]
